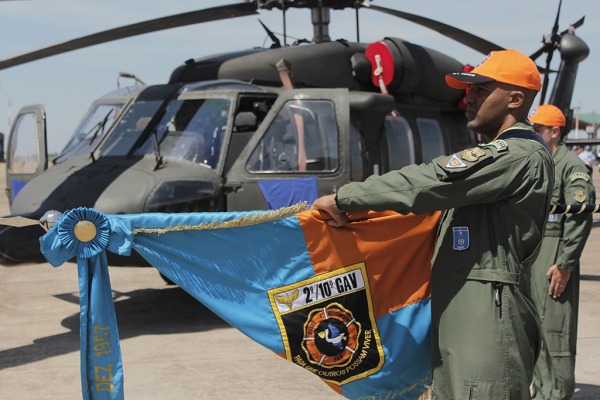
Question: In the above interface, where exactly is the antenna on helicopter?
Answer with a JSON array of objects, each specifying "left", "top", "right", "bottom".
[
  {"left": 281, "top": 0, "right": 287, "bottom": 46},
  {"left": 118, "top": 71, "right": 145, "bottom": 88},
  {"left": 258, "top": 19, "right": 282, "bottom": 48},
  {"left": 355, "top": 7, "right": 360, "bottom": 42}
]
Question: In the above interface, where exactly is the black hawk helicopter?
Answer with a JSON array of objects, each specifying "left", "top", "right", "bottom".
[{"left": 0, "top": 0, "right": 590, "bottom": 266}]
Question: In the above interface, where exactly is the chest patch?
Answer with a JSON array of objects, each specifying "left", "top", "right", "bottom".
[{"left": 452, "top": 226, "right": 470, "bottom": 250}]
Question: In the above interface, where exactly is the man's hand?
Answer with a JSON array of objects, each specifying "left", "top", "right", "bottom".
[
  {"left": 312, "top": 194, "right": 349, "bottom": 227},
  {"left": 547, "top": 264, "right": 571, "bottom": 299}
]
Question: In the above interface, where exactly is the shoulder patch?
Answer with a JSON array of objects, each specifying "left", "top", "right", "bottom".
[
  {"left": 574, "top": 190, "right": 587, "bottom": 203},
  {"left": 480, "top": 140, "right": 509, "bottom": 152},
  {"left": 569, "top": 172, "right": 590, "bottom": 182},
  {"left": 445, "top": 154, "right": 467, "bottom": 169},
  {"left": 461, "top": 147, "right": 486, "bottom": 162}
]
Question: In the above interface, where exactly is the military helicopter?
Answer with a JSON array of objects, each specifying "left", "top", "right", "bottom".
[{"left": 0, "top": 0, "right": 590, "bottom": 265}]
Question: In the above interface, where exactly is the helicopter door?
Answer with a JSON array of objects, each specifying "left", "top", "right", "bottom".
[
  {"left": 5, "top": 105, "right": 47, "bottom": 206},
  {"left": 225, "top": 89, "right": 351, "bottom": 211}
]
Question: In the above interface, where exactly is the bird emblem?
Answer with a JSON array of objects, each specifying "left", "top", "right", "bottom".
[
  {"left": 317, "top": 323, "right": 346, "bottom": 350},
  {"left": 275, "top": 289, "right": 299, "bottom": 310}
]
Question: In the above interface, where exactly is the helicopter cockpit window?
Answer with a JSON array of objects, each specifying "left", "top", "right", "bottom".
[
  {"left": 246, "top": 99, "right": 338, "bottom": 173},
  {"left": 99, "top": 99, "right": 164, "bottom": 157},
  {"left": 349, "top": 120, "right": 364, "bottom": 181},
  {"left": 55, "top": 102, "right": 124, "bottom": 163},
  {"left": 384, "top": 115, "right": 415, "bottom": 170},
  {"left": 8, "top": 112, "right": 39, "bottom": 175},
  {"left": 417, "top": 118, "right": 446, "bottom": 162},
  {"left": 133, "top": 98, "right": 230, "bottom": 168}
]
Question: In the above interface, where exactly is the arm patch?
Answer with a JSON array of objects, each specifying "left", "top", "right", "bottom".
[
  {"left": 574, "top": 190, "right": 587, "bottom": 203},
  {"left": 480, "top": 139, "right": 509, "bottom": 152},
  {"left": 436, "top": 147, "right": 493, "bottom": 174},
  {"left": 569, "top": 172, "right": 590, "bottom": 182}
]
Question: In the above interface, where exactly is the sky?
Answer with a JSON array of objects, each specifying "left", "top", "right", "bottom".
[{"left": 0, "top": 0, "right": 599, "bottom": 153}]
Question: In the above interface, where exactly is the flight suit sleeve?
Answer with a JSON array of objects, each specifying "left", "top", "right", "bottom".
[
  {"left": 336, "top": 140, "right": 543, "bottom": 215},
  {"left": 556, "top": 168, "right": 595, "bottom": 271}
]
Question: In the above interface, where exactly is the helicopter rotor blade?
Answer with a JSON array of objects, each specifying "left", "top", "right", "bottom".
[
  {"left": 0, "top": 2, "right": 258, "bottom": 71},
  {"left": 539, "top": 47, "right": 554, "bottom": 105},
  {"left": 560, "top": 15, "right": 585, "bottom": 35},
  {"left": 529, "top": 43, "right": 550, "bottom": 62},
  {"left": 360, "top": 3, "right": 504, "bottom": 55},
  {"left": 551, "top": 0, "right": 562, "bottom": 38}
]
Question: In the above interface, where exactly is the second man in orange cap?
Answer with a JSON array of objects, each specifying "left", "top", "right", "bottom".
[{"left": 529, "top": 104, "right": 595, "bottom": 399}]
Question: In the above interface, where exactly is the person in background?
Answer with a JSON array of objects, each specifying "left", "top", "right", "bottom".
[
  {"left": 312, "top": 49, "right": 553, "bottom": 399},
  {"left": 578, "top": 144, "right": 595, "bottom": 170},
  {"left": 529, "top": 104, "right": 595, "bottom": 400}
]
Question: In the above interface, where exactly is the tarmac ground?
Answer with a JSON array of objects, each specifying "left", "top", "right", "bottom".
[{"left": 1, "top": 164, "right": 599, "bottom": 399}]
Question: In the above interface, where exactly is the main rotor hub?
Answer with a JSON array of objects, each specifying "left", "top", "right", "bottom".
[{"left": 253, "top": 0, "right": 361, "bottom": 10}]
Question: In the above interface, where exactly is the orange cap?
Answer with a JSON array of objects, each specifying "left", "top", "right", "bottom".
[
  {"left": 529, "top": 104, "right": 566, "bottom": 127},
  {"left": 445, "top": 49, "right": 542, "bottom": 91}
]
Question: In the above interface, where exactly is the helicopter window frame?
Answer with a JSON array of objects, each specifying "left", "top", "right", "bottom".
[
  {"left": 98, "top": 98, "right": 166, "bottom": 157},
  {"left": 7, "top": 111, "right": 41, "bottom": 175},
  {"left": 132, "top": 96, "right": 232, "bottom": 169},
  {"left": 245, "top": 99, "right": 339, "bottom": 174},
  {"left": 349, "top": 119, "right": 365, "bottom": 181},
  {"left": 55, "top": 100, "right": 128, "bottom": 163},
  {"left": 416, "top": 117, "right": 447, "bottom": 163},
  {"left": 382, "top": 115, "right": 416, "bottom": 172}
]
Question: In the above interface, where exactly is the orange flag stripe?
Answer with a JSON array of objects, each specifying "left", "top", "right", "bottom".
[{"left": 297, "top": 210, "right": 439, "bottom": 319}]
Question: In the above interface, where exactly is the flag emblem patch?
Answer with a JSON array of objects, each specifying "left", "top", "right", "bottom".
[
  {"left": 269, "top": 262, "right": 384, "bottom": 385},
  {"left": 452, "top": 226, "right": 470, "bottom": 250}
]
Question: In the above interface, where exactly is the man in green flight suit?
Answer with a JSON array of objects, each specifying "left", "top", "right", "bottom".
[
  {"left": 312, "top": 49, "right": 554, "bottom": 399},
  {"left": 529, "top": 104, "right": 595, "bottom": 400}
]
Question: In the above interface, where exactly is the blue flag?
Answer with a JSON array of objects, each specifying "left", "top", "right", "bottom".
[{"left": 41, "top": 205, "right": 438, "bottom": 399}]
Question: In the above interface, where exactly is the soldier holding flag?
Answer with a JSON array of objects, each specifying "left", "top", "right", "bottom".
[{"left": 313, "top": 49, "right": 553, "bottom": 399}]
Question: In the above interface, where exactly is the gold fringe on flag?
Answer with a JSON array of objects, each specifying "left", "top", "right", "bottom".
[{"left": 134, "top": 202, "right": 310, "bottom": 235}]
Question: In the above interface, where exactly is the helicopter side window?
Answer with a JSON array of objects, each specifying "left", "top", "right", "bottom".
[
  {"left": 246, "top": 100, "right": 338, "bottom": 173},
  {"left": 8, "top": 112, "right": 39, "bottom": 175},
  {"left": 349, "top": 120, "right": 365, "bottom": 181},
  {"left": 383, "top": 115, "right": 415, "bottom": 170},
  {"left": 417, "top": 118, "right": 446, "bottom": 163}
]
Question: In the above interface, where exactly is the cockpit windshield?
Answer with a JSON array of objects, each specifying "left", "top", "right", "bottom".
[
  {"left": 98, "top": 99, "right": 164, "bottom": 157},
  {"left": 133, "top": 98, "right": 230, "bottom": 169},
  {"left": 54, "top": 101, "right": 124, "bottom": 163}
]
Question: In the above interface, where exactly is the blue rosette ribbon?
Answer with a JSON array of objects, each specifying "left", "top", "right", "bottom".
[
  {"left": 41, "top": 207, "right": 124, "bottom": 400},
  {"left": 56, "top": 207, "right": 110, "bottom": 259}
]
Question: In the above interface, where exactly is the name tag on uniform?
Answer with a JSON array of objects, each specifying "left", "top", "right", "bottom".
[
  {"left": 452, "top": 226, "right": 470, "bottom": 250},
  {"left": 548, "top": 214, "right": 558, "bottom": 222}
]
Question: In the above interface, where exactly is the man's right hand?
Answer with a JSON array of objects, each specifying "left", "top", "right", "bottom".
[{"left": 312, "top": 194, "right": 349, "bottom": 228}]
